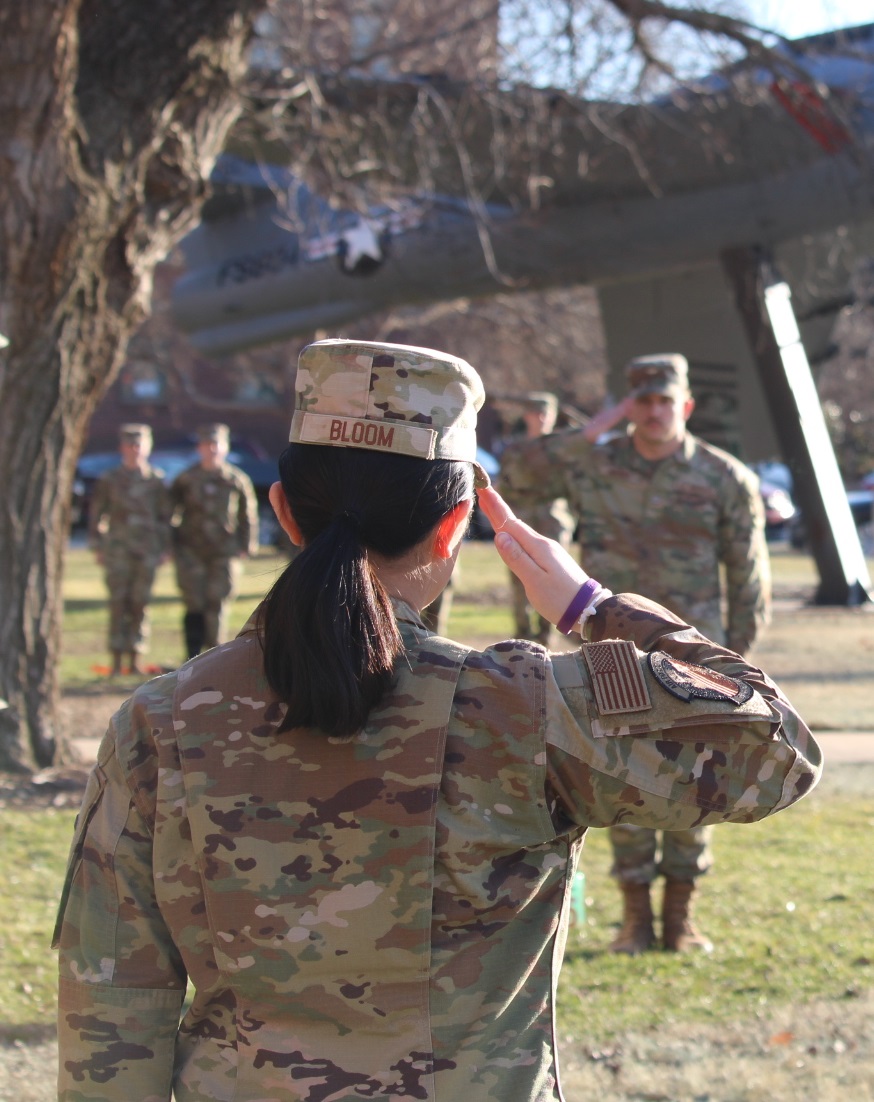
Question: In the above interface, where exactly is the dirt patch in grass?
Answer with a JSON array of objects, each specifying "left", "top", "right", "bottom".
[
  {"left": 751, "top": 602, "right": 874, "bottom": 732},
  {"left": 557, "top": 988, "right": 874, "bottom": 1101}
]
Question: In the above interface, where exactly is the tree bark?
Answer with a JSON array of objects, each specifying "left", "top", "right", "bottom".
[{"left": 0, "top": 1, "right": 264, "bottom": 771}]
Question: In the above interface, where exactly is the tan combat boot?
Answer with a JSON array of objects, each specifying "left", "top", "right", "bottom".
[
  {"left": 662, "top": 877, "right": 714, "bottom": 953},
  {"left": 609, "top": 882, "right": 655, "bottom": 955}
]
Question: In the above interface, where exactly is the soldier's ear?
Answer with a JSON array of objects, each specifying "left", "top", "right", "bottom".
[
  {"left": 269, "top": 483, "right": 304, "bottom": 546},
  {"left": 433, "top": 500, "right": 473, "bottom": 560}
]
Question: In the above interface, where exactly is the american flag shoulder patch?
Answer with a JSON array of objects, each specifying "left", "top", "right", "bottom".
[{"left": 581, "top": 639, "right": 652, "bottom": 715}]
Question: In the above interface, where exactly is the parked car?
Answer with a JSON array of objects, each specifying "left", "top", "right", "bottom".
[
  {"left": 750, "top": 462, "right": 797, "bottom": 542},
  {"left": 760, "top": 480, "right": 797, "bottom": 540},
  {"left": 789, "top": 487, "right": 874, "bottom": 554}
]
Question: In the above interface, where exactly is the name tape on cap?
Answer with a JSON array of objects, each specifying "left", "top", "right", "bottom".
[{"left": 291, "top": 410, "right": 437, "bottom": 459}]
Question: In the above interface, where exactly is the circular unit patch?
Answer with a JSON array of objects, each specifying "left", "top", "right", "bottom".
[{"left": 648, "top": 651, "right": 754, "bottom": 705}]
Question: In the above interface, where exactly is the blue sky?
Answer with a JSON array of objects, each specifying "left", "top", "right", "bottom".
[{"left": 756, "top": 0, "right": 874, "bottom": 38}]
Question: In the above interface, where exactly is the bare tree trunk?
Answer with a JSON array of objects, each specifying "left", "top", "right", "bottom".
[{"left": 0, "top": 1, "right": 264, "bottom": 771}]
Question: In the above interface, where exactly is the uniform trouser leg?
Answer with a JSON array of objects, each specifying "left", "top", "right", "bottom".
[
  {"left": 183, "top": 612, "right": 206, "bottom": 659},
  {"left": 203, "top": 555, "right": 242, "bottom": 649},
  {"left": 104, "top": 561, "right": 130, "bottom": 656},
  {"left": 123, "top": 556, "right": 157, "bottom": 654},
  {"left": 659, "top": 826, "right": 713, "bottom": 881},
  {"left": 609, "top": 825, "right": 713, "bottom": 884},
  {"left": 104, "top": 555, "right": 157, "bottom": 655},
  {"left": 175, "top": 548, "right": 208, "bottom": 659},
  {"left": 609, "top": 824, "right": 659, "bottom": 885}
]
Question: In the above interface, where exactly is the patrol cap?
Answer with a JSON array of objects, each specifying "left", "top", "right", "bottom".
[
  {"left": 290, "top": 339, "right": 491, "bottom": 488},
  {"left": 625, "top": 354, "right": 690, "bottom": 398},
  {"left": 118, "top": 423, "right": 152, "bottom": 445},
  {"left": 521, "top": 390, "right": 558, "bottom": 416},
  {"left": 196, "top": 422, "right": 230, "bottom": 444}
]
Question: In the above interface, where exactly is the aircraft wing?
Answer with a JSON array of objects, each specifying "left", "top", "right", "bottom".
[{"left": 171, "top": 22, "right": 874, "bottom": 359}]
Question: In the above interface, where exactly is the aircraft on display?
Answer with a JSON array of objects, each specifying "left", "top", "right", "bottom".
[{"left": 171, "top": 21, "right": 874, "bottom": 602}]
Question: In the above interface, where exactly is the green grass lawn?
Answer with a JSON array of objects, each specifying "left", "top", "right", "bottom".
[
  {"left": 1, "top": 536, "right": 871, "bottom": 1038},
  {"left": 0, "top": 808, "right": 76, "bottom": 1035},
  {"left": 558, "top": 782, "right": 874, "bottom": 1044}
]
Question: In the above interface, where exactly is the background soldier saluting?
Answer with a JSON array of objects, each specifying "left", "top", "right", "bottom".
[
  {"left": 500, "top": 353, "right": 771, "bottom": 956},
  {"left": 170, "top": 423, "right": 259, "bottom": 659},
  {"left": 499, "top": 391, "right": 575, "bottom": 646},
  {"left": 88, "top": 423, "right": 171, "bottom": 676}
]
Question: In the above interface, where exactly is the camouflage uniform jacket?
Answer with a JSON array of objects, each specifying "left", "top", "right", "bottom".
[
  {"left": 170, "top": 461, "right": 259, "bottom": 559},
  {"left": 500, "top": 428, "right": 770, "bottom": 653},
  {"left": 87, "top": 464, "right": 171, "bottom": 560},
  {"left": 497, "top": 437, "right": 574, "bottom": 543},
  {"left": 56, "top": 594, "right": 820, "bottom": 1102}
]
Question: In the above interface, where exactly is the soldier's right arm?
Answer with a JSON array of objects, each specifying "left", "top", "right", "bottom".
[
  {"left": 543, "top": 592, "right": 821, "bottom": 831},
  {"left": 480, "top": 486, "right": 821, "bottom": 831}
]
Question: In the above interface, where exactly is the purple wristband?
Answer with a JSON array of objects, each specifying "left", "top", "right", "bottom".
[{"left": 557, "top": 578, "right": 600, "bottom": 635}]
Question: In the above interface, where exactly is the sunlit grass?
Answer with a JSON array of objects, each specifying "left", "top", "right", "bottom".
[{"left": 558, "top": 784, "right": 874, "bottom": 1044}]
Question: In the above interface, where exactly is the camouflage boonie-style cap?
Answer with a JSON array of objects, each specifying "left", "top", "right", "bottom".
[
  {"left": 196, "top": 423, "right": 230, "bottom": 444},
  {"left": 625, "top": 353, "right": 690, "bottom": 398},
  {"left": 290, "top": 339, "right": 491, "bottom": 487},
  {"left": 118, "top": 423, "right": 152, "bottom": 444}
]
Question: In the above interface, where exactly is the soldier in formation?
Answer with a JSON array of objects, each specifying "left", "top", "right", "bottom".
[
  {"left": 501, "top": 353, "right": 771, "bottom": 955},
  {"left": 87, "top": 423, "right": 171, "bottom": 676},
  {"left": 500, "top": 391, "right": 575, "bottom": 645},
  {"left": 169, "top": 422, "right": 259, "bottom": 659},
  {"left": 57, "top": 339, "right": 817, "bottom": 1102}
]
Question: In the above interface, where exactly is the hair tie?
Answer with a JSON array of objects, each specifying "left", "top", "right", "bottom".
[{"left": 337, "top": 510, "right": 361, "bottom": 529}]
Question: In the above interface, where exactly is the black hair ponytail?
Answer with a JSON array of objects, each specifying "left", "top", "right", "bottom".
[{"left": 260, "top": 444, "right": 473, "bottom": 737}]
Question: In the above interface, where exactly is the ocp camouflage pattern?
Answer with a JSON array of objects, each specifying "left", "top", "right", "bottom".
[
  {"left": 88, "top": 463, "right": 171, "bottom": 562},
  {"left": 609, "top": 822, "right": 713, "bottom": 884},
  {"left": 500, "top": 428, "right": 770, "bottom": 654},
  {"left": 500, "top": 436, "right": 575, "bottom": 643},
  {"left": 291, "top": 340, "right": 484, "bottom": 464},
  {"left": 56, "top": 592, "right": 820, "bottom": 1101},
  {"left": 88, "top": 464, "right": 172, "bottom": 653},
  {"left": 170, "top": 461, "right": 259, "bottom": 560}
]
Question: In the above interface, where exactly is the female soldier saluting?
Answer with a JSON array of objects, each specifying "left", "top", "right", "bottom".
[{"left": 56, "top": 339, "right": 821, "bottom": 1102}]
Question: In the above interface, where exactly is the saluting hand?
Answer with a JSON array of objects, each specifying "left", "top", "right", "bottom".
[{"left": 477, "top": 486, "right": 589, "bottom": 628}]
